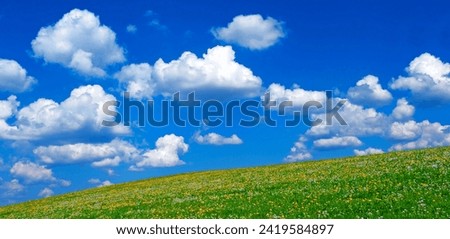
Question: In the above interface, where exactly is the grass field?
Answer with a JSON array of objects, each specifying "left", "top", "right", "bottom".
[{"left": 0, "top": 147, "right": 449, "bottom": 218}]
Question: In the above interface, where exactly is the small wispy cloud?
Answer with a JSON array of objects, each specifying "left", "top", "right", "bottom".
[{"left": 126, "top": 24, "right": 137, "bottom": 33}]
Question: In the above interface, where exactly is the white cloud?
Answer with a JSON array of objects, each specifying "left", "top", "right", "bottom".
[
  {"left": 34, "top": 135, "right": 190, "bottom": 169},
  {"left": 390, "top": 120, "right": 450, "bottom": 151},
  {"left": 391, "top": 98, "right": 415, "bottom": 121},
  {"left": 284, "top": 99, "right": 395, "bottom": 159},
  {"left": 31, "top": 9, "right": 125, "bottom": 77},
  {"left": 98, "top": 180, "right": 113, "bottom": 187},
  {"left": 88, "top": 178, "right": 113, "bottom": 187},
  {"left": 284, "top": 137, "right": 312, "bottom": 162},
  {"left": 212, "top": 14, "right": 285, "bottom": 50},
  {"left": 306, "top": 101, "right": 388, "bottom": 137},
  {"left": 91, "top": 156, "right": 122, "bottom": 168},
  {"left": 302, "top": 93, "right": 435, "bottom": 142},
  {"left": 0, "top": 95, "right": 19, "bottom": 119},
  {"left": 114, "top": 63, "right": 155, "bottom": 99},
  {"left": 59, "top": 179, "right": 71, "bottom": 187},
  {"left": 391, "top": 53, "right": 450, "bottom": 103},
  {"left": 0, "top": 59, "right": 36, "bottom": 92},
  {"left": 194, "top": 132, "right": 243, "bottom": 145},
  {"left": 34, "top": 139, "right": 139, "bottom": 166},
  {"left": 10, "top": 161, "right": 55, "bottom": 183},
  {"left": 88, "top": 178, "right": 101, "bottom": 184},
  {"left": 389, "top": 120, "right": 421, "bottom": 140},
  {"left": 132, "top": 134, "right": 188, "bottom": 168},
  {"left": 0, "top": 84, "right": 129, "bottom": 141},
  {"left": 69, "top": 50, "right": 106, "bottom": 76},
  {"left": 347, "top": 75, "right": 392, "bottom": 107},
  {"left": 279, "top": 54, "right": 450, "bottom": 160},
  {"left": 354, "top": 147, "right": 384, "bottom": 156},
  {"left": 287, "top": 91, "right": 449, "bottom": 159},
  {"left": 107, "top": 169, "right": 114, "bottom": 176},
  {"left": 126, "top": 24, "right": 137, "bottom": 33},
  {"left": 265, "top": 83, "right": 326, "bottom": 109},
  {"left": 116, "top": 46, "right": 262, "bottom": 99},
  {"left": 38, "top": 188, "right": 54, "bottom": 198},
  {"left": 313, "top": 136, "right": 362, "bottom": 149},
  {"left": 1, "top": 179, "right": 24, "bottom": 196}
]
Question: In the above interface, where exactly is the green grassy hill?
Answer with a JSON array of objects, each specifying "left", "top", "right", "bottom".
[{"left": 1, "top": 147, "right": 449, "bottom": 218}]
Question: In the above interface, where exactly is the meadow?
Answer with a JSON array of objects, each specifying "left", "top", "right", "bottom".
[{"left": 0, "top": 147, "right": 449, "bottom": 218}]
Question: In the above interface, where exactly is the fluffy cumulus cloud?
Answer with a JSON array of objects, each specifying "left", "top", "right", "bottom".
[
  {"left": 389, "top": 120, "right": 422, "bottom": 140},
  {"left": 194, "top": 132, "right": 243, "bottom": 145},
  {"left": 265, "top": 83, "right": 326, "bottom": 109},
  {"left": 31, "top": 9, "right": 125, "bottom": 77},
  {"left": 114, "top": 63, "right": 154, "bottom": 99},
  {"left": 266, "top": 82, "right": 390, "bottom": 138},
  {"left": 284, "top": 137, "right": 312, "bottom": 162},
  {"left": 304, "top": 97, "right": 415, "bottom": 142},
  {"left": 131, "top": 134, "right": 188, "bottom": 169},
  {"left": 0, "top": 59, "right": 37, "bottom": 92},
  {"left": 313, "top": 136, "right": 362, "bottom": 149},
  {"left": 212, "top": 14, "right": 285, "bottom": 50},
  {"left": 38, "top": 188, "right": 54, "bottom": 198},
  {"left": 288, "top": 94, "right": 450, "bottom": 158},
  {"left": 10, "top": 162, "right": 55, "bottom": 183},
  {"left": 306, "top": 100, "right": 388, "bottom": 137},
  {"left": 391, "top": 98, "right": 415, "bottom": 121},
  {"left": 88, "top": 178, "right": 113, "bottom": 187},
  {"left": 391, "top": 53, "right": 450, "bottom": 103},
  {"left": 354, "top": 147, "right": 384, "bottom": 156},
  {"left": 275, "top": 83, "right": 388, "bottom": 160},
  {"left": 280, "top": 66, "right": 450, "bottom": 160},
  {"left": 0, "top": 95, "right": 19, "bottom": 119},
  {"left": 347, "top": 75, "right": 393, "bottom": 107},
  {"left": 0, "top": 84, "right": 129, "bottom": 141},
  {"left": 390, "top": 120, "right": 450, "bottom": 151},
  {"left": 116, "top": 46, "right": 262, "bottom": 99},
  {"left": 1, "top": 179, "right": 24, "bottom": 196},
  {"left": 291, "top": 53, "right": 448, "bottom": 158},
  {"left": 35, "top": 135, "right": 191, "bottom": 170},
  {"left": 97, "top": 180, "right": 113, "bottom": 187},
  {"left": 34, "top": 139, "right": 140, "bottom": 166}
]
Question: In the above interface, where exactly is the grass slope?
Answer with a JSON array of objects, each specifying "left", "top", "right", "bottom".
[{"left": 1, "top": 147, "right": 449, "bottom": 218}]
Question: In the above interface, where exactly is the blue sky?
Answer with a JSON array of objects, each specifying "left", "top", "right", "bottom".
[{"left": 1, "top": 0, "right": 450, "bottom": 205}]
